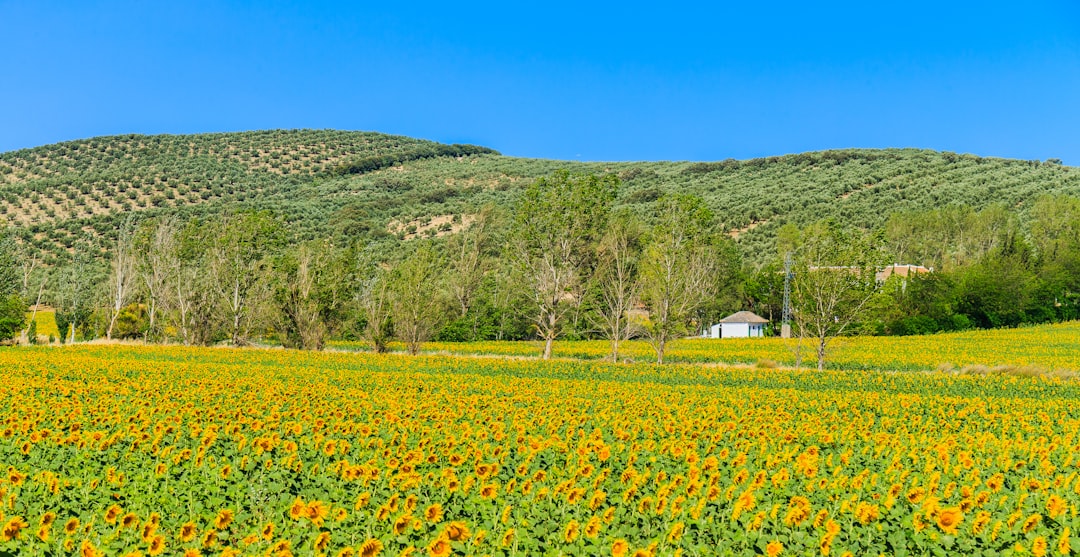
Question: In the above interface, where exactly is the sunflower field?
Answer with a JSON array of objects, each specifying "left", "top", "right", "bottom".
[
  {"left": 335, "top": 321, "right": 1080, "bottom": 373},
  {"left": 3, "top": 345, "right": 1080, "bottom": 556}
]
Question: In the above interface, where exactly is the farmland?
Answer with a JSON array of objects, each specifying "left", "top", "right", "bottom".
[
  {"left": 336, "top": 320, "right": 1080, "bottom": 374},
  {"left": 3, "top": 344, "right": 1080, "bottom": 555}
]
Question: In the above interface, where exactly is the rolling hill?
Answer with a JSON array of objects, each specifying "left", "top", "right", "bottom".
[{"left": 3, "top": 129, "right": 1079, "bottom": 265}]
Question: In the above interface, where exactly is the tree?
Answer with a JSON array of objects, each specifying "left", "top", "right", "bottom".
[
  {"left": 354, "top": 247, "right": 393, "bottom": 353},
  {"left": 208, "top": 212, "right": 283, "bottom": 346},
  {"left": 508, "top": 170, "right": 617, "bottom": 359},
  {"left": 105, "top": 221, "right": 137, "bottom": 340},
  {"left": 275, "top": 240, "right": 351, "bottom": 350},
  {"left": 390, "top": 244, "right": 445, "bottom": 355},
  {"left": 791, "top": 220, "right": 885, "bottom": 371},
  {"left": 640, "top": 195, "right": 723, "bottom": 364},
  {"left": 0, "top": 232, "right": 25, "bottom": 342},
  {"left": 53, "top": 251, "right": 98, "bottom": 343},
  {"left": 133, "top": 218, "right": 178, "bottom": 341},
  {"left": 591, "top": 211, "right": 643, "bottom": 362},
  {"left": 169, "top": 220, "right": 219, "bottom": 346},
  {"left": 445, "top": 207, "right": 495, "bottom": 318}
]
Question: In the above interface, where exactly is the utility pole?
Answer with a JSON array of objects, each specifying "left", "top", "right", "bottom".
[{"left": 781, "top": 252, "right": 793, "bottom": 338}]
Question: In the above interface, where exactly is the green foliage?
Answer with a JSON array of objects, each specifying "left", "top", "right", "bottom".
[
  {"left": 0, "top": 294, "right": 26, "bottom": 341},
  {"left": 5, "top": 130, "right": 1078, "bottom": 268}
]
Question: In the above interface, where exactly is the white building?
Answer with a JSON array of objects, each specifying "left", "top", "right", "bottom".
[{"left": 704, "top": 311, "right": 769, "bottom": 339}]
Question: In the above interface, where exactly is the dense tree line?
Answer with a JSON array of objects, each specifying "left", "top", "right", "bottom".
[{"left": 7, "top": 169, "right": 1080, "bottom": 364}]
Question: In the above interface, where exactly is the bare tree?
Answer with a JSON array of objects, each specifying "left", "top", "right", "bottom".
[
  {"left": 591, "top": 212, "right": 643, "bottom": 362},
  {"left": 445, "top": 207, "right": 494, "bottom": 318},
  {"left": 792, "top": 220, "right": 884, "bottom": 371},
  {"left": 355, "top": 248, "right": 394, "bottom": 353},
  {"left": 640, "top": 195, "right": 720, "bottom": 364},
  {"left": 390, "top": 244, "right": 445, "bottom": 355},
  {"left": 106, "top": 222, "right": 137, "bottom": 340},
  {"left": 276, "top": 243, "right": 327, "bottom": 350},
  {"left": 508, "top": 171, "right": 617, "bottom": 359},
  {"left": 168, "top": 222, "right": 218, "bottom": 346},
  {"left": 134, "top": 219, "right": 177, "bottom": 341}
]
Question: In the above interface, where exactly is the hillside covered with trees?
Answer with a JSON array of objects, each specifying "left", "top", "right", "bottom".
[
  {"left": 5, "top": 130, "right": 1080, "bottom": 359},
  {"left": 4, "top": 130, "right": 1079, "bottom": 265}
]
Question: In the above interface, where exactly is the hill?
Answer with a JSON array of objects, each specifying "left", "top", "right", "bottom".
[{"left": 3, "top": 129, "right": 1079, "bottom": 264}]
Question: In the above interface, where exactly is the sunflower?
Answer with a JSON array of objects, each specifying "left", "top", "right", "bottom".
[
  {"left": 121, "top": 512, "right": 139, "bottom": 529},
  {"left": 359, "top": 538, "right": 383, "bottom": 557},
  {"left": 1023, "top": 514, "right": 1043, "bottom": 533},
  {"left": 105, "top": 504, "right": 123, "bottom": 524},
  {"left": 201, "top": 529, "right": 217, "bottom": 548},
  {"left": 1059, "top": 528, "right": 1071, "bottom": 556},
  {"left": 7, "top": 468, "right": 25, "bottom": 485},
  {"left": 584, "top": 516, "right": 601, "bottom": 538},
  {"left": 261, "top": 522, "right": 274, "bottom": 540},
  {"left": 1033, "top": 536, "right": 1048, "bottom": 557},
  {"left": 80, "top": 540, "right": 104, "bottom": 557},
  {"left": 39, "top": 512, "right": 57, "bottom": 527},
  {"left": 971, "top": 511, "right": 991, "bottom": 535},
  {"left": 766, "top": 540, "right": 783, "bottom": 557},
  {"left": 306, "top": 500, "right": 331, "bottom": 525},
  {"left": 935, "top": 508, "right": 963, "bottom": 535},
  {"left": 393, "top": 515, "right": 413, "bottom": 535},
  {"left": 480, "top": 484, "right": 498, "bottom": 499},
  {"left": 147, "top": 536, "right": 166, "bottom": 556},
  {"left": 182, "top": 549, "right": 201, "bottom": 557},
  {"left": 64, "top": 518, "right": 80, "bottom": 535},
  {"left": 1047, "top": 495, "right": 1067, "bottom": 519},
  {"left": 313, "top": 532, "right": 332, "bottom": 552},
  {"left": 214, "top": 510, "right": 234, "bottom": 530},
  {"left": 589, "top": 490, "right": 607, "bottom": 510},
  {"left": 427, "top": 537, "right": 451, "bottom": 557},
  {"left": 289, "top": 497, "right": 306, "bottom": 520},
  {"left": 666, "top": 522, "right": 684, "bottom": 542},
  {"left": 612, "top": 539, "right": 630, "bottom": 557},
  {"left": 500, "top": 529, "right": 515, "bottom": 547},
  {"left": 179, "top": 522, "right": 197, "bottom": 542},
  {"left": 424, "top": 504, "right": 443, "bottom": 524},
  {"left": 444, "top": 521, "right": 469, "bottom": 542},
  {"left": 563, "top": 519, "right": 580, "bottom": 543}
]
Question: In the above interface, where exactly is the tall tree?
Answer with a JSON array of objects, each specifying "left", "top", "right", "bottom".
[
  {"left": 792, "top": 220, "right": 885, "bottom": 371},
  {"left": 508, "top": 170, "right": 617, "bottom": 359},
  {"left": 105, "top": 221, "right": 137, "bottom": 340},
  {"left": 275, "top": 240, "right": 350, "bottom": 350},
  {"left": 390, "top": 243, "right": 445, "bottom": 355},
  {"left": 640, "top": 195, "right": 722, "bottom": 364},
  {"left": 52, "top": 252, "right": 97, "bottom": 344},
  {"left": 0, "top": 232, "right": 25, "bottom": 342},
  {"left": 133, "top": 218, "right": 178, "bottom": 341},
  {"left": 354, "top": 246, "right": 394, "bottom": 353},
  {"left": 170, "top": 220, "right": 219, "bottom": 346},
  {"left": 591, "top": 211, "right": 643, "bottom": 362},
  {"left": 209, "top": 212, "right": 283, "bottom": 346},
  {"left": 445, "top": 207, "right": 495, "bottom": 319}
]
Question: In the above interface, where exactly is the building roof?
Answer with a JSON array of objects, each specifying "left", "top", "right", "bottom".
[
  {"left": 718, "top": 311, "right": 769, "bottom": 324},
  {"left": 876, "top": 264, "right": 931, "bottom": 281}
]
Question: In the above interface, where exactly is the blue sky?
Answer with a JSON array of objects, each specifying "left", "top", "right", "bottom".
[{"left": 2, "top": 1, "right": 1079, "bottom": 163}]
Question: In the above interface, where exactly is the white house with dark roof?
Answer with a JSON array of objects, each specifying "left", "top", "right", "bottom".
[{"left": 703, "top": 311, "right": 769, "bottom": 339}]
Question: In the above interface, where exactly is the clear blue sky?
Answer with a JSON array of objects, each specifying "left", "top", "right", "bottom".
[{"left": 2, "top": 1, "right": 1079, "bottom": 163}]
